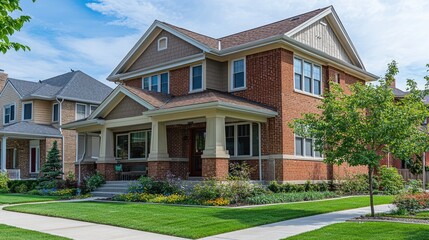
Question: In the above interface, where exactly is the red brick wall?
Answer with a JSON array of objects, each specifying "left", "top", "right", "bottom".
[
  {"left": 202, "top": 158, "right": 229, "bottom": 179},
  {"left": 124, "top": 78, "right": 142, "bottom": 89},
  {"left": 169, "top": 67, "right": 190, "bottom": 96}
]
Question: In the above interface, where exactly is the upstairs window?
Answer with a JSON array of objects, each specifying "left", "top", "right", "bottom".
[
  {"left": 52, "top": 103, "right": 59, "bottom": 122},
  {"left": 231, "top": 58, "right": 246, "bottom": 90},
  {"left": 294, "top": 57, "right": 322, "bottom": 96},
  {"left": 190, "top": 65, "right": 203, "bottom": 92},
  {"left": 4, "top": 104, "right": 15, "bottom": 124},
  {"left": 142, "top": 72, "right": 169, "bottom": 93},
  {"left": 157, "top": 37, "right": 168, "bottom": 51},
  {"left": 76, "top": 103, "right": 87, "bottom": 120},
  {"left": 90, "top": 105, "right": 98, "bottom": 114},
  {"left": 22, "top": 102, "right": 32, "bottom": 120}
]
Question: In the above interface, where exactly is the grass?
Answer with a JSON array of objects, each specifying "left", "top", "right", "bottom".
[
  {"left": 5, "top": 195, "right": 393, "bottom": 239},
  {"left": 0, "top": 194, "right": 59, "bottom": 204},
  {"left": 0, "top": 224, "right": 69, "bottom": 240},
  {"left": 381, "top": 210, "right": 429, "bottom": 220},
  {"left": 284, "top": 222, "right": 429, "bottom": 240}
]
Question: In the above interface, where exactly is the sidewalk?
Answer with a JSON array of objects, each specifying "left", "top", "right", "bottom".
[
  {"left": 0, "top": 205, "right": 186, "bottom": 240},
  {"left": 200, "top": 204, "right": 393, "bottom": 240}
]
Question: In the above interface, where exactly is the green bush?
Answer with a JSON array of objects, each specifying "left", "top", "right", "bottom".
[
  {"left": 267, "top": 181, "right": 329, "bottom": 193},
  {"left": 85, "top": 172, "right": 105, "bottom": 192},
  {"left": 245, "top": 191, "right": 338, "bottom": 205},
  {"left": 8, "top": 180, "right": 38, "bottom": 193},
  {"left": 378, "top": 166, "right": 404, "bottom": 195},
  {"left": 228, "top": 162, "right": 253, "bottom": 180},
  {"left": 339, "top": 174, "right": 378, "bottom": 195},
  {"left": 393, "top": 192, "right": 429, "bottom": 215},
  {"left": 407, "top": 179, "right": 423, "bottom": 194},
  {"left": 128, "top": 176, "right": 182, "bottom": 195},
  {"left": 14, "top": 184, "right": 28, "bottom": 193},
  {"left": 0, "top": 172, "right": 9, "bottom": 192}
]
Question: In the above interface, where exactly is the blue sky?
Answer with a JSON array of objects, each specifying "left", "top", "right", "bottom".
[{"left": 0, "top": 0, "right": 428, "bottom": 90}]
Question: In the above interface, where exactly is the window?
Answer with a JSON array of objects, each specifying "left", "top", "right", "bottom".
[
  {"left": 76, "top": 103, "right": 87, "bottom": 120},
  {"left": 231, "top": 58, "right": 246, "bottom": 90},
  {"left": 4, "top": 104, "right": 15, "bottom": 124},
  {"left": 335, "top": 73, "right": 340, "bottom": 84},
  {"left": 52, "top": 103, "right": 59, "bottom": 122},
  {"left": 90, "top": 105, "right": 98, "bottom": 114},
  {"left": 91, "top": 136, "right": 100, "bottom": 159},
  {"left": 22, "top": 102, "right": 32, "bottom": 120},
  {"left": 29, "top": 140, "right": 40, "bottom": 174},
  {"left": 191, "top": 65, "right": 203, "bottom": 91},
  {"left": 142, "top": 73, "right": 169, "bottom": 93},
  {"left": 294, "top": 57, "right": 322, "bottom": 96},
  {"left": 225, "top": 123, "right": 259, "bottom": 157},
  {"left": 157, "top": 37, "right": 168, "bottom": 51},
  {"left": 115, "top": 130, "right": 151, "bottom": 160},
  {"left": 295, "top": 136, "right": 321, "bottom": 158}
]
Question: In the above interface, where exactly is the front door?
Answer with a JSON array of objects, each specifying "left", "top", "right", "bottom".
[{"left": 189, "top": 128, "right": 205, "bottom": 176}]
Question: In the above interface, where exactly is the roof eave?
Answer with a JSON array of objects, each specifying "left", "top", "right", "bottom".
[{"left": 61, "top": 119, "right": 105, "bottom": 130}]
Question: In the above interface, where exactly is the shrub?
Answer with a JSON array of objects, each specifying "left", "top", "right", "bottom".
[
  {"left": 14, "top": 184, "right": 28, "bottom": 193},
  {"left": 8, "top": 180, "right": 38, "bottom": 193},
  {"left": 191, "top": 179, "right": 225, "bottom": 201},
  {"left": 0, "top": 172, "right": 9, "bottom": 192},
  {"left": 393, "top": 192, "right": 429, "bottom": 214},
  {"left": 407, "top": 179, "right": 423, "bottom": 194},
  {"left": 129, "top": 175, "right": 182, "bottom": 195},
  {"left": 245, "top": 191, "right": 338, "bottom": 205},
  {"left": 112, "top": 193, "right": 188, "bottom": 204},
  {"left": 228, "top": 162, "right": 253, "bottom": 180},
  {"left": 39, "top": 141, "right": 63, "bottom": 182},
  {"left": 85, "top": 171, "right": 105, "bottom": 192},
  {"left": 339, "top": 174, "right": 378, "bottom": 195},
  {"left": 203, "top": 198, "right": 230, "bottom": 206},
  {"left": 378, "top": 166, "right": 404, "bottom": 195},
  {"left": 267, "top": 181, "right": 330, "bottom": 193},
  {"left": 65, "top": 171, "right": 77, "bottom": 188}
]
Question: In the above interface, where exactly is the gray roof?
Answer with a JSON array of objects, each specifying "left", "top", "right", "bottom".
[
  {"left": 390, "top": 86, "right": 408, "bottom": 98},
  {"left": 8, "top": 71, "right": 112, "bottom": 104},
  {"left": 0, "top": 122, "right": 61, "bottom": 138}
]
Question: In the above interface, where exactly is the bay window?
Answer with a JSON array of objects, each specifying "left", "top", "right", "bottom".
[
  {"left": 22, "top": 102, "right": 32, "bottom": 120},
  {"left": 225, "top": 123, "right": 259, "bottom": 157},
  {"left": 294, "top": 57, "right": 322, "bottom": 96}
]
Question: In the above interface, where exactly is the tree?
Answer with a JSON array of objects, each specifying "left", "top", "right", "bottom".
[
  {"left": 39, "top": 141, "right": 63, "bottom": 182},
  {"left": 291, "top": 61, "right": 429, "bottom": 217},
  {"left": 0, "top": 0, "right": 36, "bottom": 53}
]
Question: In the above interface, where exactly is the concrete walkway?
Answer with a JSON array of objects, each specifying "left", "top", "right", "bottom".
[
  {"left": 201, "top": 204, "right": 394, "bottom": 240},
  {"left": 0, "top": 205, "right": 186, "bottom": 240}
]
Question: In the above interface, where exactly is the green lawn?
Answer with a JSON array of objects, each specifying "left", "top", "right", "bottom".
[
  {"left": 5, "top": 195, "right": 393, "bottom": 239},
  {"left": 382, "top": 210, "right": 429, "bottom": 220},
  {"left": 0, "top": 224, "right": 69, "bottom": 240},
  {"left": 0, "top": 194, "right": 59, "bottom": 204},
  {"left": 284, "top": 222, "right": 429, "bottom": 240}
]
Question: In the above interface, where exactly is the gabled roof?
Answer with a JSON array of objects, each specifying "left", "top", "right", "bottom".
[{"left": 5, "top": 71, "right": 112, "bottom": 104}]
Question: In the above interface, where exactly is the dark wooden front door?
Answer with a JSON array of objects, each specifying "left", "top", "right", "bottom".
[{"left": 189, "top": 128, "right": 206, "bottom": 176}]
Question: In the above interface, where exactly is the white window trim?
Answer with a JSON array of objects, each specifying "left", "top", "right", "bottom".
[
  {"left": 115, "top": 130, "right": 151, "bottom": 160},
  {"left": 75, "top": 103, "right": 87, "bottom": 120},
  {"left": 141, "top": 72, "right": 169, "bottom": 94},
  {"left": 189, "top": 64, "right": 204, "bottom": 93},
  {"left": 230, "top": 57, "right": 246, "bottom": 92},
  {"left": 225, "top": 122, "right": 253, "bottom": 157},
  {"left": 52, "top": 103, "right": 59, "bottom": 123},
  {"left": 293, "top": 56, "right": 323, "bottom": 97},
  {"left": 294, "top": 134, "right": 323, "bottom": 159},
  {"left": 22, "top": 101, "right": 33, "bottom": 121},
  {"left": 157, "top": 37, "right": 168, "bottom": 51},
  {"left": 29, "top": 146, "right": 40, "bottom": 174},
  {"left": 3, "top": 103, "right": 16, "bottom": 125},
  {"left": 89, "top": 105, "right": 98, "bottom": 114}
]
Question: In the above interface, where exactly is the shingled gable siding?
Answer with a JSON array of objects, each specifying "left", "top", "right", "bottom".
[
  {"left": 127, "top": 30, "right": 203, "bottom": 73},
  {"left": 206, "top": 59, "right": 228, "bottom": 92},
  {"left": 0, "top": 83, "right": 22, "bottom": 127},
  {"left": 105, "top": 96, "right": 147, "bottom": 120}
]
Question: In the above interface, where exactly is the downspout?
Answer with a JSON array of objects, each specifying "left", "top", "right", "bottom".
[
  {"left": 258, "top": 123, "right": 262, "bottom": 181},
  {"left": 55, "top": 97, "right": 65, "bottom": 179},
  {"left": 77, "top": 133, "right": 86, "bottom": 188}
]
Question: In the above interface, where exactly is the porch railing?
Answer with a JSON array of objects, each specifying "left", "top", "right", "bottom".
[
  {"left": 6, "top": 169, "right": 20, "bottom": 180},
  {"left": 398, "top": 168, "right": 429, "bottom": 183}
]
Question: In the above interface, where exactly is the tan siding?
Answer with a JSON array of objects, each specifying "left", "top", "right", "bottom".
[
  {"left": 0, "top": 83, "right": 21, "bottom": 127},
  {"left": 33, "top": 100, "right": 52, "bottom": 124},
  {"left": 206, "top": 59, "right": 228, "bottom": 92},
  {"left": 292, "top": 18, "right": 352, "bottom": 64},
  {"left": 127, "top": 30, "right": 202, "bottom": 72},
  {"left": 105, "top": 96, "right": 147, "bottom": 120}
]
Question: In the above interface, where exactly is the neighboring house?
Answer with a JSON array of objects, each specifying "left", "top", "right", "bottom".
[
  {"left": 63, "top": 6, "right": 378, "bottom": 182},
  {"left": 0, "top": 70, "right": 112, "bottom": 179}
]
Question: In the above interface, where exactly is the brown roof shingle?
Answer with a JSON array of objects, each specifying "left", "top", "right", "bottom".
[{"left": 123, "top": 85, "right": 170, "bottom": 108}]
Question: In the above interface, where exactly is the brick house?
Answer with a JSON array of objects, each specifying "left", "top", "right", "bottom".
[
  {"left": 64, "top": 6, "right": 378, "bottom": 182},
  {"left": 0, "top": 70, "right": 112, "bottom": 179}
]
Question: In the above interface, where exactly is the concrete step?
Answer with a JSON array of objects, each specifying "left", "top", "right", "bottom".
[
  {"left": 96, "top": 187, "right": 129, "bottom": 192},
  {"left": 91, "top": 192, "right": 118, "bottom": 198}
]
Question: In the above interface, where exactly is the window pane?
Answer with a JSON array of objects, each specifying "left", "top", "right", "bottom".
[
  {"left": 147, "top": 131, "right": 151, "bottom": 155},
  {"left": 77, "top": 104, "right": 86, "bottom": 120},
  {"left": 130, "top": 132, "right": 146, "bottom": 159},
  {"left": 53, "top": 104, "right": 59, "bottom": 122},
  {"left": 91, "top": 136, "right": 100, "bottom": 158},
  {"left": 160, "top": 73, "right": 169, "bottom": 93},
  {"left": 294, "top": 58, "right": 302, "bottom": 73},
  {"left": 225, "top": 126, "right": 235, "bottom": 156},
  {"left": 237, "top": 124, "right": 250, "bottom": 155},
  {"left": 90, "top": 105, "right": 97, "bottom": 114},
  {"left": 305, "top": 139, "right": 313, "bottom": 157},
  {"left": 315, "top": 149, "right": 321, "bottom": 158},
  {"left": 252, "top": 123, "right": 259, "bottom": 156},
  {"left": 192, "top": 65, "right": 202, "bottom": 90},
  {"left": 233, "top": 59, "right": 245, "bottom": 89},
  {"left": 295, "top": 137, "right": 303, "bottom": 156},
  {"left": 151, "top": 75, "right": 159, "bottom": 92},
  {"left": 313, "top": 65, "right": 321, "bottom": 81},
  {"left": 116, "top": 135, "right": 128, "bottom": 159},
  {"left": 304, "top": 62, "right": 312, "bottom": 93},
  {"left": 23, "top": 103, "right": 32, "bottom": 120},
  {"left": 10, "top": 105, "right": 14, "bottom": 121},
  {"left": 295, "top": 73, "right": 302, "bottom": 90},
  {"left": 4, "top": 106, "right": 10, "bottom": 124},
  {"left": 314, "top": 80, "right": 321, "bottom": 95},
  {"left": 143, "top": 77, "right": 150, "bottom": 90}
]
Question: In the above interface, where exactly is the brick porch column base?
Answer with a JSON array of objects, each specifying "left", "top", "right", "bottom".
[
  {"left": 96, "top": 163, "right": 116, "bottom": 181},
  {"left": 148, "top": 161, "right": 171, "bottom": 179},
  {"left": 202, "top": 158, "right": 229, "bottom": 179}
]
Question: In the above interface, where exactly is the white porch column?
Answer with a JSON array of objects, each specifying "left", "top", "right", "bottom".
[
  {"left": 201, "top": 114, "right": 229, "bottom": 158},
  {"left": 148, "top": 120, "right": 170, "bottom": 161},
  {"left": 1, "top": 136, "right": 6, "bottom": 172},
  {"left": 97, "top": 127, "right": 115, "bottom": 163}
]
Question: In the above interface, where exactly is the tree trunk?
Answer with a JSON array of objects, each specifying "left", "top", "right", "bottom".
[{"left": 368, "top": 165, "right": 375, "bottom": 217}]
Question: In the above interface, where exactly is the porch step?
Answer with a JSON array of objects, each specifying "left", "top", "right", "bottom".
[{"left": 91, "top": 181, "right": 136, "bottom": 198}]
